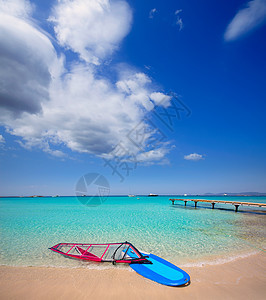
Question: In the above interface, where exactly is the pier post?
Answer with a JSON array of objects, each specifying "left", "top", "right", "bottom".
[
  {"left": 194, "top": 201, "right": 198, "bottom": 208},
  {"left": 212, "top": 202, "right": 215, "bottom": 209},
  {"left": 171, "top": 200, "right": 175, "bottom": 205},
  {"left": 184, "top": 201, "right": 187, "bottom": 206},
  {"left": 234, "top": 205, "right": 239, "bottom": 212}
]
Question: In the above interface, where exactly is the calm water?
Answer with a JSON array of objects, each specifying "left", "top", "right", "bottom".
[{"left": 0, "top": 196, "right": 265, "bottom": 268}]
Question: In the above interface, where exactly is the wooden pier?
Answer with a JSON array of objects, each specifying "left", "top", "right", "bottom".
[{"left": 170, "top": 198, "right": 266, "bottom": 212}]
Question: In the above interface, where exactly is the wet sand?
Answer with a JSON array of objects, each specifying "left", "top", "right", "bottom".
[{"left": 0, "top": 252, "right": 265, "bottom": 300}]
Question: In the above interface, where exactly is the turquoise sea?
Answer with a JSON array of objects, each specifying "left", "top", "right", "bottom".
[{"left": 0, "top": 196, "right": 265, "bottom": 269}]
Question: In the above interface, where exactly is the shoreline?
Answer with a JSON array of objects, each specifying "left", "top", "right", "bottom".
[
  {"left": 1, "top": 251, "right": 265, "bottom": 299},
  {"left": 0, "top": 248, "right": 260, "bottom": 269}
]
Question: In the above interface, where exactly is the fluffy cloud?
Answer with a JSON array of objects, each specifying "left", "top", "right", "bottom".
[
  {"left": 150, "top": 92, "right": 171, "bottom": 107},
  {"left": 136, "top": 147, "right": 171, "bottom": 165},
  {"left": 6, "top": 65, "right": 169, "bottom": 157},
  {"left": 184, "top": 153, "right": 204, "bottom": 161},
  {"left": 0, "top": 0, "right": 33, "bottom": 17},
  {"left": 0, "top": 0, "right": 60, "bottom": 117},
  {"left": 116, "top": 73, "right": 155, "bottom": 111},
  {"left": 224, "top": 0, "right": 266, "bottom": 41},
  {"left": 0, "top": 0, "right": 171, "bottom": 162},
  {"left": 49, "top": 0, "right": 132, "bottom": 65}
]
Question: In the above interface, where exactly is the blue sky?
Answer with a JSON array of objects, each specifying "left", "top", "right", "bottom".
[{"left": 0, "top": 0, "right": 265, "bottom": 196}]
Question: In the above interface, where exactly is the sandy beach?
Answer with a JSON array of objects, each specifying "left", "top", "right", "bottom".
[{"left": 1, "top": 252, "right": 265, "bottom": 300}]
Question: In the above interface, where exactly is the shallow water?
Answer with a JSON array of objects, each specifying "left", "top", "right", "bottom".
[{"left": 0, "top": 196, "right": 265, "bottom": 268}]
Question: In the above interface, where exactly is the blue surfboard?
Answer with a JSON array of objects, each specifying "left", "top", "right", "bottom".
[{"left": 127, "top": 249, "right": 190, "bottom": 286}]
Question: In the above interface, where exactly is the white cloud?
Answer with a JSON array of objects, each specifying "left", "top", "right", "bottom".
[
  {"left": 5, "top": 66, "right": 133, "bottom": 154},
  {"left": 0, "top": 0, "right": 61, "bottom": 117},
  {"left": 0, "top": 0, "right": 172, "bottom": 163},
  {"left": 116, "top": 72, "right": 154, "bottom": 110},
  {"left": 175, "top": 9, "right": 183, "bottom": 31},
  {"left": 224, "top": 0, "right": 266, "bottom": 41},
  {"left": 49, "top": 0, "right": 132, "bottom": 65},
  {"left": 150, "top": 92, "right": 171, "bottom": 108},
  {"left": 149, "top": 8, "right": 157, "bottom": 19},
  {"left": 0, "top": 0, "right": 33, "bottom": 18},
  {"left": 0, "top": 134, "right": 5, "bottom": 144},
  {"left": 176, "top": 18, "right": 183, "bottom": 31},
  {"left": 184, "top": 153, "right": 204, "bottom": 161},
  {"left": 5, "top": 66, "right": 170, "bottom": 157},
  {"left": 136, "top": 147, "right": 170, "bottom": 163}
]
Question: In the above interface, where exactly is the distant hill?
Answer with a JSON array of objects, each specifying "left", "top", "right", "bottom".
[{"left": 203, "top": 192, "right": 266, "bottom": 196}]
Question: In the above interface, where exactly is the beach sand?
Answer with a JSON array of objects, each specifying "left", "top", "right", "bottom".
[{"left": 1, "top": 252, "right": 265, "bottom": 300}]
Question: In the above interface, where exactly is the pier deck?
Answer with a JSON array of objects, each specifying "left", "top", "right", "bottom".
[{"left": 170, "top": 198, "right": 266, "bottom": 212}]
